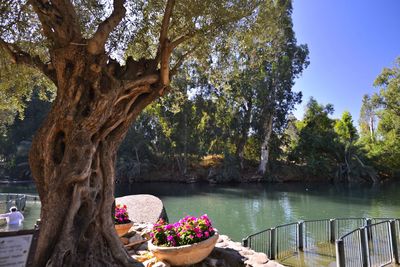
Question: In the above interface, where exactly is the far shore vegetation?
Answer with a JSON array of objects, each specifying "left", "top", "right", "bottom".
[{"left": 1, "top": 59, "right": 399, "bottom": 184}]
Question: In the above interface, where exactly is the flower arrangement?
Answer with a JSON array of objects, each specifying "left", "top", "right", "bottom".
[
  {"left": 114, "top": 204, "right": 131, "bottom": 224},
  {"left": 150, "top": 214, "right": 215, "bottom": 247}
]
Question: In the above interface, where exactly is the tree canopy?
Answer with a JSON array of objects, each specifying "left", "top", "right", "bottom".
[{"left": 1, "top": 0, "right": 306, "bottom": 266}]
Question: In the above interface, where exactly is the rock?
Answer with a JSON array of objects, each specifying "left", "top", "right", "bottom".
[
  {"left": 136, "top": 250, "right": 149, "bottom": 256},
  {"left": 129, "top": 233, "right": 145, "bottom": 243},
  {"left": 153, "top": 261, "right": 170, "bottom": 267},
  {"left": 133, "top": 223, "right": 151, "bottom": 232},
  {"left": 122, "top": 230, "right": 137, "bottom": 238},
  {"left": 209, "top": 247, "right": 246, "bottom": 267},
  {"left": 120, "top": 237, "right": 129, "bottom": 245},
  {"left": 116, "top": 195, "right": 168, "bottom": 224},
  {"left": 215, "top": 241, "right": 229, "bottom": 248},
  {"left": 218, "top": 235, "right": 231, "bottom": 242},
  {"left": 142, "top": 258, "right": 157, "bottom": 267},
  {"left": 245, "top": 252, "right": 269, "bottom": 265},
  {"left": 265, "top": 261, "right": 286, "bottom": 267},
  {"left": 193, "top": 257, "right": 226, "bottom": 267},
  {"left": 239, "top": 249, "right": 254, "bottom": 256},
  {"left": 137, "top": 242, "right": 148, "bottom": 251}
]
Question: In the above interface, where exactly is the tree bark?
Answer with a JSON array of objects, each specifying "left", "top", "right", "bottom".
[
  {"left": 369, "top": 115, "right": 375, "bottom": 142},
  {"left": 235, "top": 100, "right": 252, "bottom": 170},
  {"left": 258, "top": 113, "right": 273, "bottom": 175},
  {"left": 28, "top": 45, "right": 163, "bottom": 266}
]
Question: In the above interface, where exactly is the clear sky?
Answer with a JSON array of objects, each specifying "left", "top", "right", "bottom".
[{"left": 291, "top": 0, "right": 400, "bottom": 122}]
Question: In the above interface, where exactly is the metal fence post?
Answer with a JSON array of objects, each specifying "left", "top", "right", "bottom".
[
  {"left": 330, "top": 219, "right": 336, "bottom": 243},
  {"left": 270, "top": 227, "right": 277, "bottom": 260},
  {"left": 336, "top": 239, "right": 345, "bottom": 267},
  {"left": 298, "top": 221, "right": 304, "bottom": 251},
  {"left": 242, "top": 237, "right": 249, "bottom": 248},
  {"left": 34, "top": 219, "right": 41, "bottom": 230},
  {"left": 360, "top": 227, "right": 369, "bottom": 267},
  {"left": 365, "top": 218, "right": 372, "bottom": 240},
  {"left": 390, "top": 220, "right": 399, "bottom": 264}
]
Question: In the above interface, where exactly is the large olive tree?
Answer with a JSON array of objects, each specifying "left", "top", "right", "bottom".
[{"left": 0, "top": 0, "right": 266, "bottom": 266}]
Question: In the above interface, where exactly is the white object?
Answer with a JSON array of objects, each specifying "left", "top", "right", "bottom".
[{"left": 0, "top": 211, "right": 24, "bottom": 225}]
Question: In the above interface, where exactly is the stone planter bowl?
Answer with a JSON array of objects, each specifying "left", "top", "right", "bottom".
[
  {"left": 115, "top": 221, "right": 133, "bottom": 237},
  {"left": 148, "top": 232, "right": 219, "bottom": 266}
]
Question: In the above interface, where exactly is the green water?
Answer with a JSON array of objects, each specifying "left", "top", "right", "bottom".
[
  {"left": 1, "top": 181, "right": 400, "bottom": 243},
  {"left": 117, "top": 181, "right": 400, "bottom": 241},
  {"left": 0, "top": 184, "right": 40, "bottom": 231}
]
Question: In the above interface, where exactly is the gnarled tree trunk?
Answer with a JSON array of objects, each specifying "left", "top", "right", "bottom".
[{"left": 29, "top": 45, "right": 163, "bottom": 266}]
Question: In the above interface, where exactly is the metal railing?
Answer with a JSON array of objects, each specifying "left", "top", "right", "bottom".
[
  {"left": 336, "top": 219, "right": 400, "bottom": 267},
  {"left": 242, "top": 217, "right": 400, "bottom": 266},
  {"left": 243, "top": 228, "right": 272, "bottom": 257},
  {"left": 275, "top": 222, "right": 298, "bottom": 260},
  {"left": 336, "top": 218, "right": 366, "bottom": 239},
  {"left": 336, "top": 227, "right": 364, "bottom": 267},
  {"left": 0, "top": 193, "right": 27, "bottom": 212},
  {"left": 302, "top": 219, "right": 335, "bottom": 257}
]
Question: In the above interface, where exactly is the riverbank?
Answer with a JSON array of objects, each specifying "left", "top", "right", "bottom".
[
  {"left": 116, "top": 161, "right": 391, "bottom": 184},
  {"left": 1, "top": 154, "right": 394, "bottom": 185}
]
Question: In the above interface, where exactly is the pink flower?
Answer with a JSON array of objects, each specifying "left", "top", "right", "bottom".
[
  {"left": 150, "top": 214, "right": 214, "bottom": 247},
  {"left": 164, "top": 224, "right": 173, "bottom": 230}
]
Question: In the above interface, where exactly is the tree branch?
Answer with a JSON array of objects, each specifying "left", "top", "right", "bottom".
[
  {"left": 158, "top": 0, "right": 175, "bottom": 86},
  {"left": 29, "top": 0, "right": 82, "bottom": 46},
  {"left": 159, "top": 0, "right": 175, "bottom": 46},
  {"left": 87, "top": 0, "right": 126, "bottom": 55},
  {"left": 170, "top": 31, "right": 196, "bottom": 49},
  {"left": 0, "top": 39, "right": 56, "bottom": 83},
  {"left": 170, "top": 47, "right": 196, "bottom": 76},
  {"left": 120, "top": 74, "right": 159, "bottom": 93}
]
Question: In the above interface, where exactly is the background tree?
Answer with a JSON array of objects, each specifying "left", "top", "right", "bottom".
[
  {"left": 334, "top": 111, "right": 360, "bottom": 182},
  {"left": 360, "top": 57, "right": 400, "bottom": 177},
  {"left": 289, "top": 97, "right": 338, "bottom": 178},
  {"left": 359, "top": 94, "right": 379, "bottom": 143},
  {"left": 0, "top": 0, "right": 267, "bottom": 265}
]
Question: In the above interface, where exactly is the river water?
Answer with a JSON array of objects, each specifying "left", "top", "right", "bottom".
[
  {"left": 1, "top": 181, "right": 400, "bottom": 242},
  {"left": 118, "top": 181, "right": 400, "bottom": 241}
]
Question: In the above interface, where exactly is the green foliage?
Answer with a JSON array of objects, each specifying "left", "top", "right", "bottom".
[
  {"left": 0, "top": 91, "right": 51, "bottom": 172},
  {"left": 334, "top": 111, "right": 357, "bottom": 143},
  {"left": 289, "top": 98, "right": 338, "bottom": 176},
  {"left": 358, "top": 57, "right": 400, "bottom": 176}
]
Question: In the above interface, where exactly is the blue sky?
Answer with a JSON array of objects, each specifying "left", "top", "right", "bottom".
[{"left": 291, "top": 0, "right": 400, "bottom": 122}]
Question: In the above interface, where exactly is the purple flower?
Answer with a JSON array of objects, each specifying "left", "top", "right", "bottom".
[
  {"left": 164, "top": 224, "right": 173, "bottom": 230},
  {"left": 151, "top": 214, "right": 214, "bottom": 247}
]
